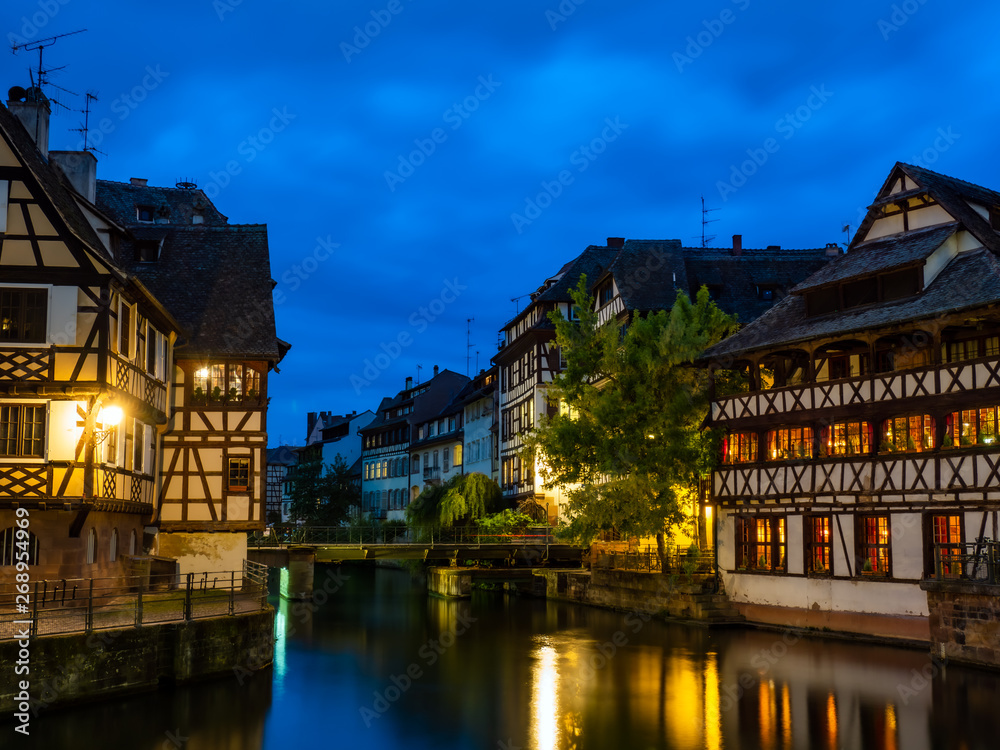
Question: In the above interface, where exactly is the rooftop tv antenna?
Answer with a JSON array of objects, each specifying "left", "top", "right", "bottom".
[
  {"left": 70, "top": 91, "right": 105, "bottom": 155},
  {"left": 11, "top": 30, "right": 86, "bottom": 108},
  {"left": 465, "top": 317, "right": 475, "bottom": 376},
  {"left": 697, "top": 195, "right": 719, "bottom": 248},
  {"left": 511, "top": 293, "right": 530, "bottom": 316}
]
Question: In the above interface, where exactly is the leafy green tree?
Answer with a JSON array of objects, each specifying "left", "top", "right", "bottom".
[
  {"left": 524, "top": 277, "right": 737, "bottom": 567},
  {"left": 406, "top": 472, "right": 501, "bottom": 528},
  {"left": 287, "top": 455, "right": 359, "bottom": 525}
]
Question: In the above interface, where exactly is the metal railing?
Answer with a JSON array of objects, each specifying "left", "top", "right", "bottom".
[
  {"left": 249, "top": 526, "right": 559, "bottom": 547},
  {"left": 0, "top": 560, "right": 269, "bottom": 640},
  {"left": 595, "top": 547, "right": 716, "bottom": 575},
  {"left": 934, "top": 541, "right": 1000, "bottom": 584}
]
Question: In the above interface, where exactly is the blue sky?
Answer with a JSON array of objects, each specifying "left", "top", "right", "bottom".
[{"left": 6, "top": 0, "right": 1000, "bottom": 444}]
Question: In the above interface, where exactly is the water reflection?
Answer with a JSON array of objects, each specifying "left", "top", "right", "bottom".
[
  {"left": 29, "top": 566, "right": 1000, "bottom": 750},
  {"left": 531, "top": 640, "right": 560, "bottom": 750}
]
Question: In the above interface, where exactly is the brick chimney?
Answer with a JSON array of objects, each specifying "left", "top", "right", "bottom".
[
  {"left": 825, "top": 242, "right": 842, "bottom": 256},
  {"left": 731, "top": 235, "right": 742, "bottom": 257},
  {"left": 607, "top": 237, "right": 625, "bottom": 248},
  {"left": 130, "top": 177, "right": 148, "bottom": 187},
  {"left": 433, "top": 365, "right": 439, "bottom": 378},
  {"left": 307, "top": 411, "right": 318, "bottom": 436},
  {"left": 8, "top": 87, "right": 50, "bottom": 159}
]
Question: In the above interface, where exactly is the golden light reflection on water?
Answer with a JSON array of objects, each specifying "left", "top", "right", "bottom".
[
  {"left": 704, "top": 652, "right": 722, "bottom": 750},
  {"left": 531, "top": 640, "right": 560, "bottom": 750}
]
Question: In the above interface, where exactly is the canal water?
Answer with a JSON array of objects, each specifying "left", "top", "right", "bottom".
[{"left": 29, "top": 565, "right": 1000, "bottom": 749}]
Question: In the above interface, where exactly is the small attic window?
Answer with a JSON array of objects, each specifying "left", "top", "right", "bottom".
[
  {"left": 137, "top": 205, "right": 154, "bottom": 223},
  {"left": 758, "top": 286, "right": 775, "bottom": 302},
  {"left": 134, "top": 240, "right": 159, "bottom": 263}
]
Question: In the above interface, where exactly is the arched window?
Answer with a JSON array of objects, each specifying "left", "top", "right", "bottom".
[
  {"left": 110, "top": 528, "right": 118, "bottom": 562},
  {"left": 86, "top": 528, "right": 97, "bottom": 564},
  {"left": 1, "top": 527, "right": 39, "bottom": 566},
  {"left": 129, "top": 529, "right": 137, "bottom": 556}
]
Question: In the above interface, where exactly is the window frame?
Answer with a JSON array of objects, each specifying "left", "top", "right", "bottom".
[
  {"left": 735, "top": 515, "right": 787, "bottom": 573},
  {"left": 0, "top": 403, "right": 46, "bottom": 459},
  {"left": 804, "top": 514, "right": 833, "bottom": 577},
  {"left": 856, "top": 514, "right": 891, "bottom": 577},
  {"left": 0, "top": 286, "right": 48, "bottom": 345},
  {"left": 228, "top": 456, "right": 251, "bottom": 492}
]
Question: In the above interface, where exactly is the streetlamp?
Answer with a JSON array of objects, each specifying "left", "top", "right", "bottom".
[{"left": 94, "top": 404, "right": 123, "bottom": 444}]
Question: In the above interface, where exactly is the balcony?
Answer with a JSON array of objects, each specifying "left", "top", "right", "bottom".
[
  {"left": 423, "top": 467, "right": 441, "bottom": 481},
  {"left": 711, "top": 354, "right": 1000, "bottom": 425}
]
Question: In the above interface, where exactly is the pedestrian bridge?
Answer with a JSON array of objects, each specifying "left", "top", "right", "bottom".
[
  {"left": 247, "top": 526, "right": 586, "bottom": 600},
  {"left": 247, "top": 526, "right": 586, "bottom": 564}
]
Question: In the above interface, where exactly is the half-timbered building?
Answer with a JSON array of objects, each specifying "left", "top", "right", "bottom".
[
  {"left": 0, "top": 90, "right": 182, "bottom": 587},
  {"left": 703, "top": 162, "right": 1000, "bottom": 640},
  {"left": 0, "top": 85, "right": 286, "bottom": 587},
  {"left": 498, "top": 237, "right": 832, "bottom": 524},
  {"left": 94, "top": 176, "right": 287, "bottom": 574}
]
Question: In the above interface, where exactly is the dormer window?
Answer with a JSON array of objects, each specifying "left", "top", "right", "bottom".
[
  {"left": 137, "top": 205, "right": 154, "bottom": 222},
  {"left": 134, "top": 240, "right": 159, "bottom": 263}
]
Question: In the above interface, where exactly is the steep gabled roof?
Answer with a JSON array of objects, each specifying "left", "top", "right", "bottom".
[
  {"left": 793, "top": 223, "right": 959, "bottom": 292},
  {"left": 594, "top": 240, "right": 832, "bottom": 324},
  {"left": 0, "top": 103, "right": 118, "bottom": 271},
  {"left": 95, "top": 178, "right": 282, "bottom": 362},
  {"left": 852, "top": 162, "right": 1000, "bottom": 255},
  {"left": 112, "top": 222, "right": 281, "bottom": 360},
  {"left": 96, "top": 180, "right": 229, "bottom": 227},
  {"left": 706, "top": 249, "right": 1000, "bottom": 359}
]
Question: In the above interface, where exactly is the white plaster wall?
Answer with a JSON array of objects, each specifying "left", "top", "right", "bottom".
[
  {"left": 907, "top": 203, "right": 953, "bottom": 231},
  {"left": 157, "top": 531, "right": 247, "bottom": 582},
  {"left": 725, "top": 574, "right": 929, "bottom": 617}
]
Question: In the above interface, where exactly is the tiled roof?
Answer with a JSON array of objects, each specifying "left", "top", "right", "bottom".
[
  {"left": 704, "top": 248, "right": 1000, "bottom": 359},
  {"left": 530, "top": 246, "right": 621, "bottom": 305},
  {"left": 266, "top": 445, "right": 302, "bottom": 466},
  {"left": 0, "top": 103, "right": 116, "bottom": 267},
  {"left": 112, "top": 222, "right": 281, "bottom": 360},
  {"left": 95, "top": 180, "right": 229, "bottom": 227},
  {"left": 792, "top": 223, "right": 959, "bottom": 292},
  {"left": 95, "top": 178, "right": 281, "bottom": 361},
  {"left": 599, "top": 241, "right": 832, "bottom": 325},
  {"left": 852, "top": 163, "right": 1000, "bottom": 255}
]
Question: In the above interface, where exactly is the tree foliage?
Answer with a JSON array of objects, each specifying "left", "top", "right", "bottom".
[
  {"left": 406, "top": 472, "right": 501, "bottom": 528},
  {"left": 287, "top": 455, "right": 360, "bottom": 525},
  {"left": 524, "top": 278, "right": 737, "bottom": 556}
]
